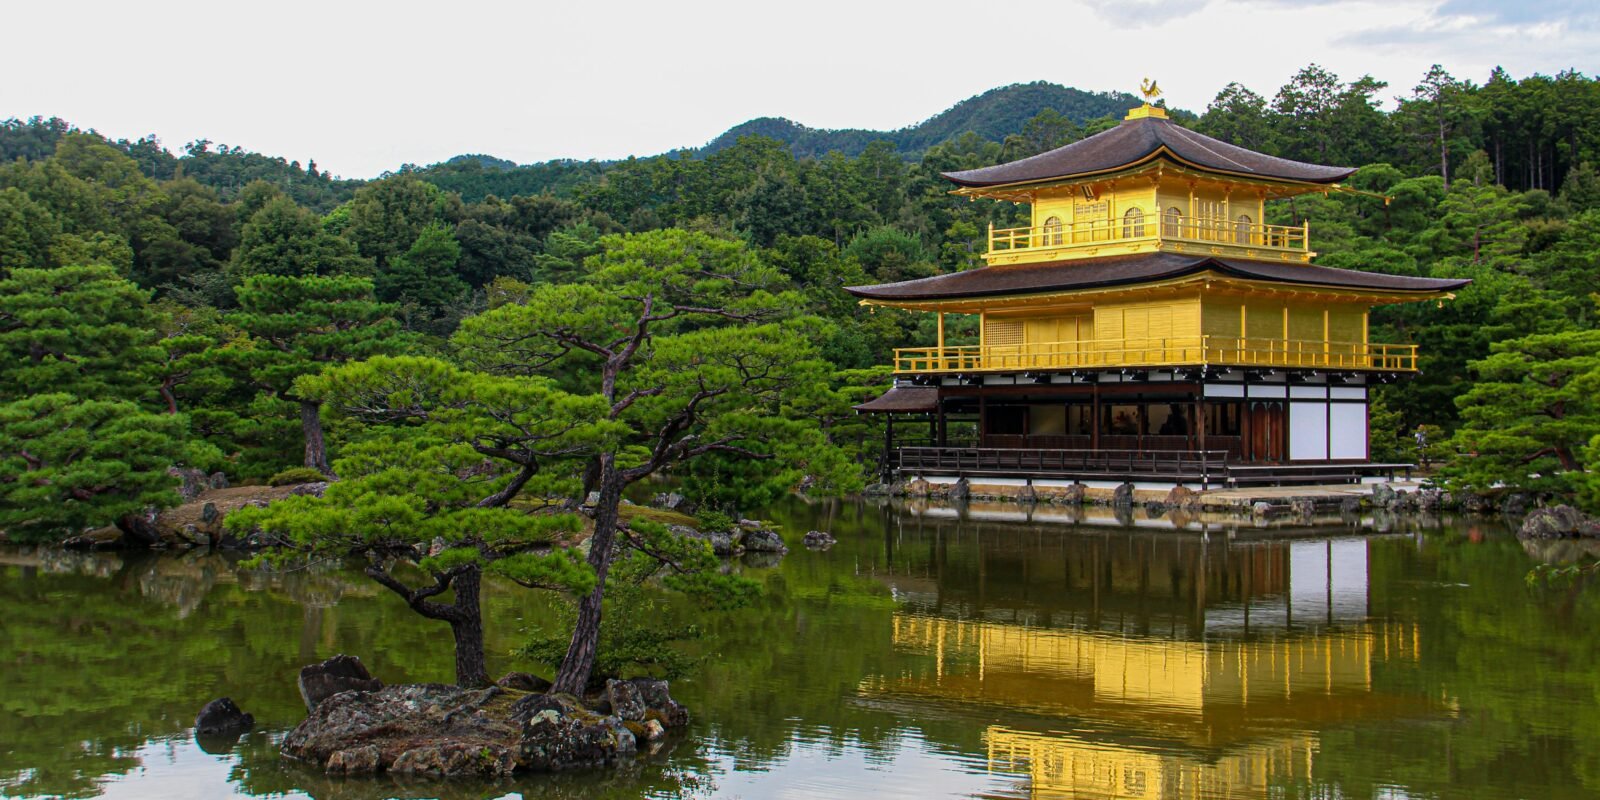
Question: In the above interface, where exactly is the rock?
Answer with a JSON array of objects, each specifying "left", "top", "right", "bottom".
[
  {"left": 802, "top": 530, "right": 836, "bottom": 549},
  {"left": 1143, "top": 500, "right": 1167, "bottom": 518},
  {"left": 200, "top": 502, "right": 220, "bottom": 526},
  {"left": 169, "top": 467, "right": 210, "bottom": 502},
  {"left": 1016, "top": 485, "right": 1038, "bottom": 504},
  {"left": 1370, "top": 483, "right": 1397, "bottom": 509},
  {"left": 585, "top": 491, "right": 601, "bottom": 507},
  {"left": 1463, "top": 493, "right": 1493, "bottom": 514},
  {"left": 297, "top": 654, "right": 383, "bottom": 713},
  {"left": 652, "top": 492, "right": 688, "bottom": 511},
  {"left": 1519, "top": 505, "right": 1589, "bottom": 539},
  {"left": 902, "top": 478, "right": 932, "bottom": 497},
  {"left": 519, "top": 707, "right": 637, "bottom": 771},
  {"left": 862, "top": 483, "right": 891, "bottom": 496},
  {"left": 949, "top": 478, "right": 971, "bottom": 503},
  {"left": 1418, "top": 488, "right": 1445, "bottom": 512},
  {"left": 391, "top": 742, "right": 516, "bottom": 777},
  {"left": 1339, "top": 496, "right": 1363, "bottom": 514},
  {"left": 208, "top": 472, "right": 230, "bottom": 490},
  {"left": 1057, "top": 482, "right": 1087, "bottom": 506},
  {"left": 195, "top": 697, "right": 254, "bottom": 735},
  {"left": 639, "top": 719, "right": 666, "bottom": 741},
  {"left": 62, "top": 527, "right": 123, "bottom": 549},
  {"left": 498, "top": 672, "right": 553, "bottom": 693},
  {"left": 672, "top": 524, "right": 736, "bottom": 556},
  {"left": 1252, "top": 501, "right": 1274, "bottom": 517},
  {"left": 1112, "top": 482, "right": 1135, "bottom": 508},
  {"left": 1391, "top": 490, "right": 1416, "bottom": 511},
  {"left": 427, "top": 537, "right": 448, "bottom": 557},
  {"left": 605, "top": 679, "right": 647, "bottom": 721},
  {"left": 630, "top": 678, "right": 690, "bottom": 728},
  {"left": 743, "top": 529, "right": 787, "bottom": 553},
  {"left": 1502, "top": 493, "right": 1532, "bottom": 517},
  {"left": 1163, "top": 486, "right": 1199, "bottom": 513},
  {"left": 1291, "top": 498, "right": 1316, "bottom": 519},
  {"left": 178, "top": 524, "right": 212, "bottom": 547},
  {"left": 288, "top": 482, "right": 328, "bottom": 498},
  {"left": 286, "top": 683, "right": 531, "bottom": 775},
  {"left": 325, "top": 745, "right": 381, "bottom": 775},
  {"left": 887, "top": 481, "right": 908, "bottom": 497}
]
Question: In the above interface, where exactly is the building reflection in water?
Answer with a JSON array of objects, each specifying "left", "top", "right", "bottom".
[{"left": 863, "top": 511, "right": 1431, "bottom": 799}]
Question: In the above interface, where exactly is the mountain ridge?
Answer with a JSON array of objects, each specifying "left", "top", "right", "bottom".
[{"left": 697, "top": 81, "right": 1157, "bottom": 159}]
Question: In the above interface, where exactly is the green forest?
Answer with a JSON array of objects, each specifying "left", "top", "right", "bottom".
[{"left": 3, "top": 61, "right": 1600, "bottom": 543}]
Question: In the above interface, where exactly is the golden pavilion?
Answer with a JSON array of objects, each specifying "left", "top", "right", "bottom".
[{"left": 849, "top": 90, "right": 1469, "bottom": 487}]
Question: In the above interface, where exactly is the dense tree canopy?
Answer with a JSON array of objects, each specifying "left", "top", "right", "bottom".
[{"left": 1, "top": 63, "right": 1599, "bottom": 537}]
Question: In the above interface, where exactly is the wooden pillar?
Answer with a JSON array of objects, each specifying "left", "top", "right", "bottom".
[
  {"left": 1091, "top": 382, "right": 1101, "bottom": 451},
  {"left": 978, "top": 394, "right": 988, "bottom": 446},
  {"left": 883, "top": 415, "right": 895, "bottom": 481}
]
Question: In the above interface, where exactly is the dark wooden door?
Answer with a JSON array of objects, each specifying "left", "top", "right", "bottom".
[{"left": 1247, "top": 402, "right": 1287, "bottom": 462}]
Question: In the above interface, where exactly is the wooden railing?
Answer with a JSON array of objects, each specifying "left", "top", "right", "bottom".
[
  {"left": 988, "top": 216, "right": 1309, "bottom": 255},
  {"left": 893, "top": 335, "right": 1417, "bottom": 373},
  {"left": 897, "top": 446, "right": 1230, "bottom": 481}
]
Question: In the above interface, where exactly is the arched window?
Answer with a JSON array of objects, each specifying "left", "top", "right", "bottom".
[
  {"left": 1162, "top": 207, "right": 1184, "bottom": 238},
  {"left": 1121, "top": 207, "right": 1145, "bottom": 238},
  {"left": 1234, "top": 214, "right": 1253, "bottom": 244},
  {"left": 1042, "top": 215, "right": 1063, "bottom": 246}
]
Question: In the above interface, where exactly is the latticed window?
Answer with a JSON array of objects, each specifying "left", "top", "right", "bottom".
[
  {"left": 1162, "top": 207, "right": 1184, "bottom": 237},
  {"left": 1235, "top": 214, "right": 1254, "bottom": 244},
  {"left": 1042, "top": 215, "right": 1063, "bottom": 246},
  {"left": 1121, "top": 207, "right": 1145, "bottom": 238}
]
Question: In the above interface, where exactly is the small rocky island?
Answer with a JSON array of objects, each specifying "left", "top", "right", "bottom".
[{"left": 277, "top": 655, "right": 689, "bottom": 777}]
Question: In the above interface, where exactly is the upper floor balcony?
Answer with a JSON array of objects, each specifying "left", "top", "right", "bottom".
[
  {"left": 892, "top": 335, "right": 1418, "bottom": 374},
  {"left": 985, "top": 214, "right": 1312, "bottom": 266}
]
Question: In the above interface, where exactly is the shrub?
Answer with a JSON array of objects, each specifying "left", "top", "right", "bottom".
[
  {"left": 695, "top": 510, "right": 735, "bottom": 533},
  {"left": 267, "top": 467, "right": 327, "bottom": 486}
]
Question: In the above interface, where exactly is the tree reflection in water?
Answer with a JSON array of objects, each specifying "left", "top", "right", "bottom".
[{"left": 2, "top": 499, "right": 1598, "bottom": 799}]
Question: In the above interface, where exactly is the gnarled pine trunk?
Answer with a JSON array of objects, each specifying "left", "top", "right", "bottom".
[
  {"left": 551, "top": 456, "right": 621, "bottom": 695},
  {"left": 447, "top": 567, "right": 490, "bottom": 688},
  {"left": 300, "top": 400, "right": 332, "bottom": 477}
]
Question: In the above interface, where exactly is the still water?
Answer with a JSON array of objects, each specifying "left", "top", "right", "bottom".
[{"left": 2, "top": 499, "right": 1598, "bottom": 800}]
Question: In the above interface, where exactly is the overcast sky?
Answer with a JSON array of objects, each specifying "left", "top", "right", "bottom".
[{"left": 3, "top": 0, "right": 1595, "bottom": 179}]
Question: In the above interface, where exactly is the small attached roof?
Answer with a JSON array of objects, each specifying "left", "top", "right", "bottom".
[
  {"left": 854, "top": 385, "right": 939, "bottom": 413},
  {"left": 846, "top": 253, "right": 1471, "bottom": 303},
  {"left": 943, "top": 114, "right": 1356, "bottom": 188}
]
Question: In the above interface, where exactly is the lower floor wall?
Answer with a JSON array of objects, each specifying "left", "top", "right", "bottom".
[{"left": 900, "top": 380, "right": 1370, "bottom": 464}]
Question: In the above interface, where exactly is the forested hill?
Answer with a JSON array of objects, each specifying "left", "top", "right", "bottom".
[{"left": 699, "top": 82, "right": 1153, "bottom": 158}]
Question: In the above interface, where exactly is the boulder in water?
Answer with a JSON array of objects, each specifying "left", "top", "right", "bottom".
[
  {"left": 605, "top": 679, "right": 646, "bottom": 721},
  {"left": 195, "top": 697, "right": 254, "bottom": 735},
  {"left": 298, "top": 654, "right": 382, "bottom": 712},
  {"left": 1111, "top": 482, "right": 1135, "bottom": 508},
  {"left": 1518, "top": 505, "right": 1590, "bottom": 539},
  {"left": 743, "top": 529, "right": 787, "bottom": 553},
  {"left": 802, "top": 530, "right": 836, "bottom": 549}
]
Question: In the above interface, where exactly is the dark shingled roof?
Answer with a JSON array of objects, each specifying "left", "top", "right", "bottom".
[
  {"left": 846, "top": 254, "right": 1471, "bottom": 302},
  {"left": 854, "top": 385, "right": 939, "bottom": 413},
  {"left": 944, "top": 115, "right": 1357, "bottom": 187}
]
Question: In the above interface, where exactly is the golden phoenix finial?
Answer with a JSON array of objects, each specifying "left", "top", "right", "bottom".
[{"left": 1140, "top": 77, "right": 1162, "bottom": 102}]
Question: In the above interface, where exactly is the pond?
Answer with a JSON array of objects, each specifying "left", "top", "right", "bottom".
[{"left": 3, "top": 499, "right": 1598, "bottom": 799}]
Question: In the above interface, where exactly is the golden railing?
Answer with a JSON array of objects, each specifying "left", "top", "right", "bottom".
[
  {"left": 988, "top": 216, "right": 1309, "bottom": 254},
  {"left": 892, "top": 336, "right": 1417, "bottom": 373}
]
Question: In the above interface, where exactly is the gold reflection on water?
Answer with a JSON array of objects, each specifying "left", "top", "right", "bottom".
[
  {"left": 984, "top": 726, "right": 1316, "bottom": 800},
  {"left": 876, "top": 616, "right": 1423, "bottom": 798}
]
